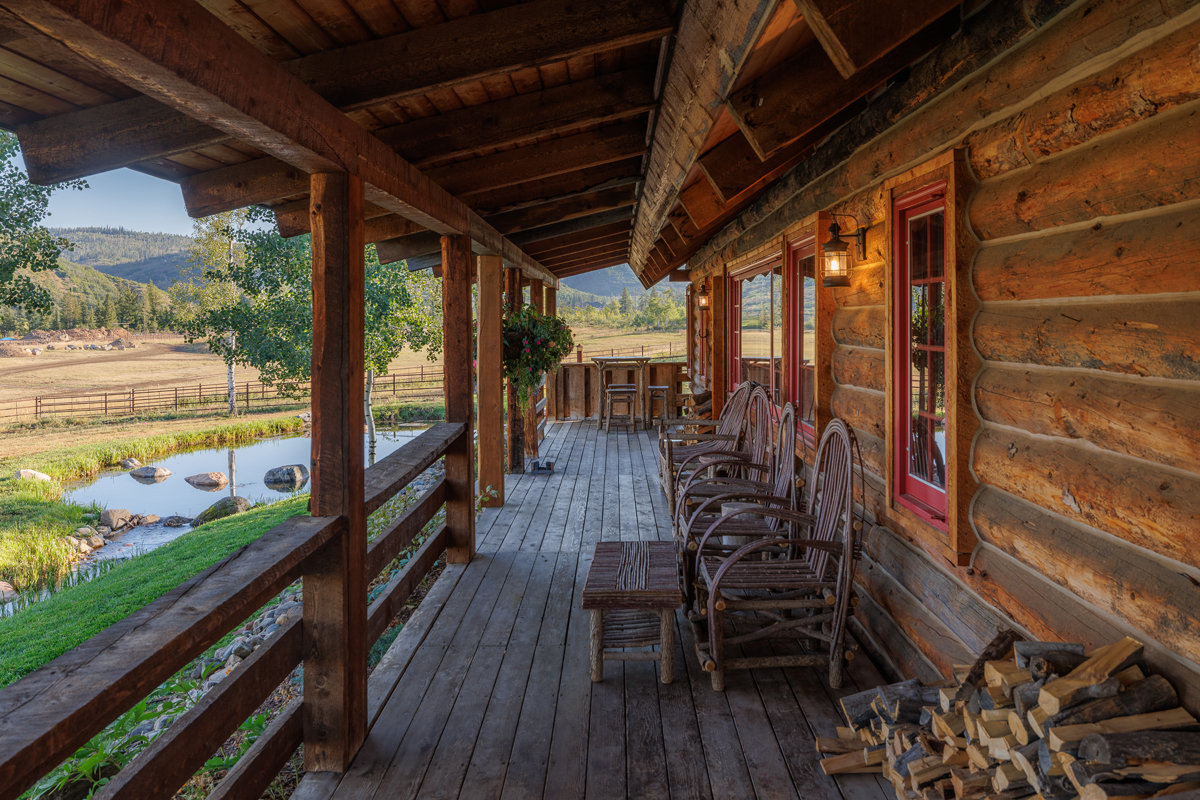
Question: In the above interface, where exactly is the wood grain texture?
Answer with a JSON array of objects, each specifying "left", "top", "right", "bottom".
[
  {"left": 974, "top": 365, "right": 1200, "bottom": 476},
  {"left": 441, "top": 234, "right": 476, "bottom": 564},
  {"left": 363, "top": 423, "right": 464, "bottom": 516},
  {"left": 834, "top": 347, "right": 886, "bottom": 393},
  {"left": 973, "top": 203, "right": 1200, "bottom": 302},
  {"left": 972, "top": 426, "right": 1200, "bottom": 571},
  {"left": 305, "top": 172, "right": 367, "bottom": 771},
  {"left": 366, "top": 479, "right": 447, "bottom": 579},
  {"left": 973, "top": 487, "right": 1200, "bottom": 667},
  {"left": 831, "top": 385, "right": 886, "bottom": 441},
  {"left": 206, "top": 699, "right": 302, "bottom": 800},
  {"left": 832, "top": 306, "right": 886, "bottom": 349},
  {"left": 478, "top": 255, "right": 504, "bottom": 508},
  {"left": 505, "top": 267, "right": 524, "bottom": 473},
  {"left": 973, "top": 297, "right": 1200, "bottom": 381}
]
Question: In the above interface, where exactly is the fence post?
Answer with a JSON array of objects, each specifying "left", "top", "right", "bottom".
[
  {"left": 174, "top": 387, "right": 178, "bottom": 411},
  {"left": 130, "top": 389, "right": 135, "bottom": 415},
  {"left": 104, "top": 393, "right": 108, "bottom": 416},
  {"left": 576, "top": 345, "right": 582, "bottom": 363}
]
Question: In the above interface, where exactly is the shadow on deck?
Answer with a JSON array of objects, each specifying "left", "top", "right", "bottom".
[{"left": 295, "top": 420, "right": 890, "bottom": 800}]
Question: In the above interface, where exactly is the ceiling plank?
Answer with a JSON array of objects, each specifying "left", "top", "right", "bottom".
[
  {"left": 14, "top": 0, "right": 671, "bottom": 184},
  {"left": 519, "top": 220, "right": 633, "bottom": 256},
  {"left": 536, "top": 239, "right": 630, "bottom": 266},
  {"left": 678, "top": 179, "right": 727, "bottom": 231},
  {"left": 183, "top": 121, "right": 647, "bottom": 217},
  {"left": 482, "top": 185, "right": 636, "bottom": 236},
  {"left": 727, "top": 10, "right": 958, "bottom": 159},
  {"left": 792, "top": 0, "right": 960, "bottom": 79},
  {"left": 458, "top": 158, "right": 642, "bottom": 214},
  {"left": 2, "top": 0, "right": 557, "bottom": 286},
  {"left": 508, "top": 207, "right": 635, "bottom": 246},
  {"left": 553, "top": 255, "right": 631, "bottom": 277},
  {"left": 525, "top": 231, "right": 631, "bottom": 260}
]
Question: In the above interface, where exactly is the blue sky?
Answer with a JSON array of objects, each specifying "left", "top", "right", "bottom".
[{"left": 21, "top": 157, "right": 196, "bottom": 236}]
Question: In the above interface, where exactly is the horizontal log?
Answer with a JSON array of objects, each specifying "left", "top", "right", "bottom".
[
  {"left": 832, "top": 306, "right": 886, "bottom": 349},
  {"left": 99, "top": 619, "right": 302, "bottom": 798},
  {"left": 973, "top": 298, "right": 1200, "bottom": 381},
  {"left": 970, "top": 104, "right": 1200, "bottom": 240},
  {"left": 367, "top": 525, "right": 448, "bottom": 643},
  {"left": 1050, "top": 675, "right": 1179, "bottom": 730},
  {"left": 366, "top": 478, "right": 446, "bottom": 579},
  {"left": 831, "top": 386, "right": 886, "bottom": 441},
  {"left": 833, "top": 347, "right": 886, "bottom": 393},
  {"left": 1024, "top": 16, "right": 1200, "bottom": 161},
  {"left": 973, "top": 203, "right": 1200, "bottom": 302},
  {"left": 839, "top": 260, "right": 887, "bottom": 308},
  {"left": 363, "top": 423, "right": 465, "bottom": 516},
  {"left": 206, "top": 698, "right": 301, "bottom": 800},
  {"left": 1079, "top": 731, "right": 1200, "bottom": 767},
  {"left": 863, "top": 526, "right": 1011, "bottom": 656},
  {"left": 974, "top": 366, "right": 1200, "bottom": 475},
  {"left": 972, "top": 486, "right": 1200, "bottom": 667},
  {"left": 973, "top": 427, "right": 1200, "bottom": 571},
  {"left": 962, "top": 113, "right": 1031, "bottom": 181},
  {"left": 0, "top": 514, "right": 342, "bottom": 798},
  {"left": 851, "top": 589, "right": 943, "bottom": 683}
]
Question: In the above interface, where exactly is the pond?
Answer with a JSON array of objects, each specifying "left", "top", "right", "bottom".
[{"left": 62, "top": 427, "right": 425, "bottom": 560}]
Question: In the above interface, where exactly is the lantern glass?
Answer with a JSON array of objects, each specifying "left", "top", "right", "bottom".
[{"left": 697, "top": 287, "right": 710, "bottom": 309}]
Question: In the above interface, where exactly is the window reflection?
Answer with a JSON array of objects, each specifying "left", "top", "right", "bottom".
[
  {"left": 907, "top": 210, "right": 947, "bottom": 490},
  {"left": 799, "top": 257, "right": 816, "bottom": 429},
  {"left": 738, "top": 271, "right": 773, "bottom": 392}
]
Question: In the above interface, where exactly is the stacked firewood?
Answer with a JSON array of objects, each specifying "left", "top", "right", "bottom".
[
  {"left": 816, "top": 633, "right": 1200, "bottom": 800},
  {"left": 687, "top": 389, "right": 713, "bottom": 420}
]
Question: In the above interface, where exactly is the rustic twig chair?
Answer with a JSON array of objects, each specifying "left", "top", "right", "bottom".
[
  {"left": 657, "top": 381, "right": 755, "bottom": 513},
  {"left": 691, "top": 418, "right": 864, "bottom": 691}
]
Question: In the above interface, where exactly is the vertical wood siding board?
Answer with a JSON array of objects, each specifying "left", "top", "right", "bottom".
[
  {"left": 973, "top": 486, "right": 1200, "bottom": 666},
  {"left": 974, "top": 365, "right": 1200, "bottom": 476},
  {"left": 972, "top": 426, "right": 1200, "bottom": 571},
  {"left": 965, "top": 543, "right": 1200, "bottom": 708},
  {"left": 686, "top": 0, "right": 1198, "bottom": 276},
  {"left": 972, "top": 297, "right": 1200, "bottom": 381},
  {"left": 862, "top": 525, "right": 1009, "bottom": 655}
]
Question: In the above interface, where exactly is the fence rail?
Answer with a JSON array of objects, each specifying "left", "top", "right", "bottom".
[{"left": 1, "top": 342, "right": 682, "bottom": 422}]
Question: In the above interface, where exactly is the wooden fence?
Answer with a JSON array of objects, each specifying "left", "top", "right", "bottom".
[{"left": 0, "top": 423, "right": 467, "bottom": 800}]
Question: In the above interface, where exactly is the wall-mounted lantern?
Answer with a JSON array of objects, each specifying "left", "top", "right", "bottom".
[
  {"left": 822, "top": 215, "right": 868, "bottom": 288},
  {"left": 695, "top": 281, "right": 710, "bottom": 339}
]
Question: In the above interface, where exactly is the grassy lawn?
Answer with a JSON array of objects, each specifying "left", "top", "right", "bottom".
[
  {"left": 0, "top": 414, "right": 305, "bottom": 592},
  {"left": 0, "top": 496, "right": 308, "bottom": 688}
]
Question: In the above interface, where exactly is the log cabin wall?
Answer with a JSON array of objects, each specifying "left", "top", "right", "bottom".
[{"left": 690, "top": 0, "right": 1200, "bottom": 704}]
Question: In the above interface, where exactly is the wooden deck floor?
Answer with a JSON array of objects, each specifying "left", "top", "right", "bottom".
[{"left": 295, "top": 421, "right": 891, "bottom": 800}]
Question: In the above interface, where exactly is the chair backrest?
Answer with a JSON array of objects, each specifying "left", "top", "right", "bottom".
[
  {"left": 742, "top": 384, "right": 773, "bottom": 468},
  {"left": 765, "top": 403, "right": 797, "bottom": 532},
  {"left": 714, "top": 381, "right": 754, "bottom": 438},
  {"left": 801, "top": 418, "right": 858, "bottom": 580}
]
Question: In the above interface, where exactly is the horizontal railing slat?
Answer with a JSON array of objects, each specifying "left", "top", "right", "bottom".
[
  {"left": 98, "top": 620, "right": 303, "bottom": 799},
  {"left": 367, "top": 525, "right": 448, "bottom": 644},
  {"left": 207, "top": 697, "right": 302, "bottom": 800},
  {"left": 366, "top": 477, "right": 446, "bottom": 579},
  {"left": 0, "top": 514, "right": 343, "bottom": 800},
  {"left": 363, "top": 422, "right": 464, "bottom": 516}
]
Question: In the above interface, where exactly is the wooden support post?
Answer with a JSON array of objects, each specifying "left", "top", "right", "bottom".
[
  {"left": 710, "top": 275, "right": 727, "bottom": 418},
  {"left": 545, "top": 287, "right": 558, "bottom": 420},
  {"left": 815, "top": 211, "right": 836, "bottom": 442},
  {"left": 442, "top": 234, "right": 476, "bottom": 564},
  {"left": 304, "top": 172, "right": 367, "bottom": 772},
  {"left": 505, "top": 267, "right": 524, "bottom": 473},
  {"left": 477, "top": 254, "right": 504, "bottom": 508},
  {"left": 525, "top": 278, "right": 544, "bottom": 458}
]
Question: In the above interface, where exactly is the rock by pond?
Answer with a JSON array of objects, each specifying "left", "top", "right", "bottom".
[
  {"left": 120, "top": 457, "right": 142, "bottom": 469},
  {"left": 100, "top": 509, "right": 132, "bottom": 530},
  {"left": 264, "top": 464, "right": 309, "bottom": 489},
  {"left": 163, "top": 516, "right": 192, "bottom": 527},
  {"left": 14, "top": 469, "right": 52, "bottom": 482},
  {"left": 130, "top": 466, "right": 171, "bottom": 482},
  {"left": 185, "top": 472, "right": 229, "bottom": 490},
  {"left": 194, "top": 496, "right": 251, "bottom": 526}
]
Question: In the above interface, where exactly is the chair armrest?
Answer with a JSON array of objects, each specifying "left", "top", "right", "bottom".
[{"left": 675, "top": 462, "right": 770, "bottom": 518}]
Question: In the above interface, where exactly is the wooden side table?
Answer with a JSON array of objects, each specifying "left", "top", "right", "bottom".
[{"left": 581, "top": 541, "right": 683, "bottom": 683}]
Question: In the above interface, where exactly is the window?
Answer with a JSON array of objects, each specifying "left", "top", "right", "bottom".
[
  {"left": 787, "top": 237, "right": 817, "bottom": 440},
  {"left": 893, "top": 183, "right": 948, "bottom": 528},
  {"left": 729, "top": 257, "right": 783, "bottom": 405}
]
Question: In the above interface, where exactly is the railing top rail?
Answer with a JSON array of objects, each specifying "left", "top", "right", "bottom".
[
  {"left": 363, "top": 422, "right": 465, "bottom": 516},
  {"left": 0, "top": 513, "right": 343, "bottom": 799}
]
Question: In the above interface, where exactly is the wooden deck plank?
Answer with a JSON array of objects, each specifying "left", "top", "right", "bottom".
[
  {"left": 658, "top": 612, "right": 716, "bottom": 800},
  {"left": 586, "top": 660, "right": 627, "bottom": 797},
  {"left": 624, "top": 659, "right": 671, "bottom": 796},
  {"left": 580, "top": 422, "right": 608, "bottom": 549},
  {"left": 538, "top": 423, "right": 586, "bottom": 553},
  {"left": 517, "top": 423, "right": 581, "bottom": 553},
  {"left": 498, "top": 644, "right": 565, "bottom": 800},
  {"left": 558, "top": 422, "right": 598, "bottom": 553},
  {"left": 543, "top": 547, "right": 596, "bottom": 797}
]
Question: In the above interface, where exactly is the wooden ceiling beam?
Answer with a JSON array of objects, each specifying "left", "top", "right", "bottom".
[
  {"left": 525, "top": 231, "right": 631, "bottom": 260},
  {"left": 540, "top": 245, "right": 629, "bottom": 271},
  {"left": 534, "top": 238, "right": 631, "bottom": 266},
  {"left": 792, "top": 0, "right": 961, "bottom": 79},
  {"left": 553, "top": 255, "right": 630, "bottom": 278},
  {"left": 727, "top": 10, "right": 958, "bottom": 159},
  {"left": 458, "top": 158, "right": 642, "bottom": 214},
  {"left": 2, "top": 0, "right": 557, "bottom": 286},
  {"left": 14, "top": 0, "right": 672, "bottom": 185},
  {"left": 518, "top": 220, "right": 633, "bottom": 256},
  {"left": 183, "top": 121, "right": 647, "bottom": 217},
  {"left": 508, "top": 207, "right": 636, "bottom": 247}
]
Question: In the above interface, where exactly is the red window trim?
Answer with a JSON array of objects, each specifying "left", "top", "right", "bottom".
[
  {"left": 787, "top": 236, "right": 816, "bottom": 444},
  {"left": 892, "top": 181, "right": 949, "bottom": 531},
  {"left": 727, "top": 254, "right": 781, "bottom": 396}
]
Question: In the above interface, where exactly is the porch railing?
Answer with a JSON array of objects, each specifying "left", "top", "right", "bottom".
[{"left": 0, "top": 422, "right": 468, "bottom": 800}]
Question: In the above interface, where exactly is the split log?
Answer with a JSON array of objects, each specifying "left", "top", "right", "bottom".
[
  {"left": 831, "top": 386, "right": 886, "bottom": 440},
  {"left": 973, "top": 204, "right": 1200, "bottom": 303},
  {"left": 1079, "top": 731, "right": 1200, "bottom": 767},
  {"left": 816, "top": 736, "right": 871, "bottom": 754},
  {"left": 1038, "top": 637, "right": 1144, "bottom": 716},
  {"left": 973, "top": 430, "right": 1200, "bottom": 574},
  {"left": 820, "top": 745, "right": 886, "bottom": 774},
  {"left": 973, "top": 297, "right": 1200, "bottom": 381},
  {"left": 973, "top": 366, "right": 1200, "bottom": 476},
  {"left": 1049, "top": 707, "right": 1198, "bottom": 751},
  {"left": 1032, "top": 653, "right": 1090, "bottom": 682},
  {"left": 833, "top": 346, "right": 886, "bottom": 392},
  {"left": 832, "top": 306, "right": 886, "bottom": 349},
  {"left": 1015, "top": 642, "right": 1086, "bottom": 669},
  {"left": 970, "top": 105, "right": 1200, "bottom": 241},
  {"left": 1079, "top": 782, "right": 1171, "bottom": 800},
  {"left": 1050, "top": 676, "right": 1180, "bottom": 731},
  {"left": 965, "top": 629, "right": 1023, "bottom": 688}
]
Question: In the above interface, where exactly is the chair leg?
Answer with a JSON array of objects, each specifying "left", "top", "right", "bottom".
[
  {"left": 829, "top": 642, "right": 844, "bottom": 689},
  {"left": 590, "top": 609, "right": 604, "bottom": 682},
  {"left": 659, "top": 609, "right": 674, "bottom": 684},
  {"left": 708, "top": 606, "right": 725, "bottom": 691}
]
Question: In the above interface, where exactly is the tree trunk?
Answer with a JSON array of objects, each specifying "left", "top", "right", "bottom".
[
  {"left": 365, "top": 368, "right": 377, "bottom": 467},
  {"left": 226, "top": 338, "right": 236, "bottom": 416},
  {"left": 228, "top": 449, "right": 236, "bottom": 498}
]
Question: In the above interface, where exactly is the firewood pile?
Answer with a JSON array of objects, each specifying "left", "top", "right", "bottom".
[
  {"left": 687, "top": 389, "right": 712, "bottom": 420},
  {"left": 816, "top": 632, "right": 1200, "bottom": 800}
]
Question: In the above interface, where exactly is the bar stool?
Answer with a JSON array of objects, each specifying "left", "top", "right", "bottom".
[
  {"left": 604, "top": 384, "right": 637, "bottom": 431},
  {"left": 647, "top": 385, "right": 669, "bottom": 427}
]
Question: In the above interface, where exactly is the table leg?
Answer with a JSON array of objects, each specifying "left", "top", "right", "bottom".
[
  {"left": 659, "top": 608, "right": 674, "bottom": 684},
  {"left": 590, "top": 609, "right": 604, "bottom": 682}
]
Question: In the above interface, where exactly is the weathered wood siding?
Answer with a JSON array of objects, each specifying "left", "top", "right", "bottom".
[{"left": 695, "top": 0, "right": 1200, "bottom": 705}]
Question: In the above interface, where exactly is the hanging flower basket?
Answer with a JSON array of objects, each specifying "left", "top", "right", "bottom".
[{"left": 502, "top": 303, "right": 574, "bottom": 413}]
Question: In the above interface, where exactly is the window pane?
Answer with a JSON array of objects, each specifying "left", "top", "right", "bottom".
[
  {"left": 800, "top": 269, "right": 816, "bottom": 428},
  {"left": 908, "top": 350, "right": 946, "bottom": 489},
  {"left": 910, "top": 215, "right": 929, "bottom": 281},
  {"left": 772, "top": 268, "right": 784, "bottom": 405},
  {"left": 739, "top": 272, "right": 771, "bottom": 386},
  {"left": 928, "top": 212, "right": 945, "bottom": 279}
]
